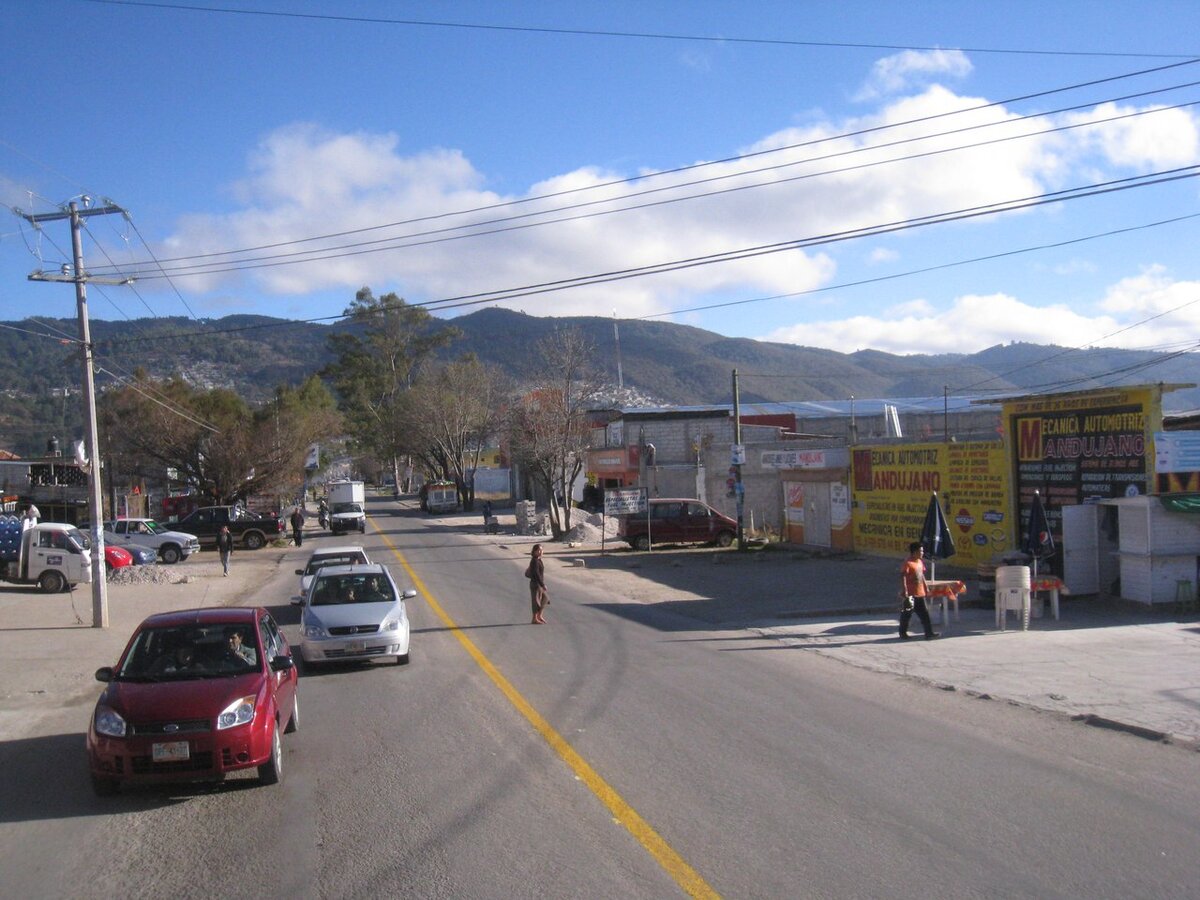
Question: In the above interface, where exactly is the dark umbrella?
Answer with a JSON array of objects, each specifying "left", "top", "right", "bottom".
[
  {"left": 1021, "top": 490, "right": 1055, "bottom": 579},
  {"left": 919, "top": 492, "right": 956, "bottom": 580}
]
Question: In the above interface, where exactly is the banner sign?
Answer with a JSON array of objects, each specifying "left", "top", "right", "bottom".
[{"left": 605, "top": 487, "right": 647, "bottom": 516}]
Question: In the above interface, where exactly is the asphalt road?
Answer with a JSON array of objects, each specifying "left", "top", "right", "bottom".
[{"left": 2, "top": 498, "right": 1199, "bottom": 898}]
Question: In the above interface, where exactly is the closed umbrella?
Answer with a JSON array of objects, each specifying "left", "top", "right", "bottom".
[
  {"left": 919, "top": 492, "right": 956, "bottom": 580},
  {"left": 1021, "top": 490, "right": 1055, "bottom": 579}
]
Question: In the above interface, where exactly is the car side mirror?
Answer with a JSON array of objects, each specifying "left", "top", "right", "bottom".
[
  {"left": 95, "top": 666, "right": 114, "bottom": 683},
  {"left": 294, "top": 569, "right": 303, "bottom": 575},
  {"left": 270, "top": 654, "right": 295, "bottom": 672},
  {"left": 291, "top": 595, "right": 303, "bottom": 606},
  {"left": 402, "top": 589, "right": 417, "bottom": 599}
]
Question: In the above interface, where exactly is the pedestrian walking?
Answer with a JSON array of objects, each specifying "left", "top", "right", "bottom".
[
  {"left": 481, "top": 499, "right": 492, "bottom": 531},
  {"left": 290, "top": 506, "right": 305, "bottom": 547},
  {"left": 216, "top": 524, "right": 234, "bottom": 576},
  {"left": 899, "top": 541, "right": 938, "bottom": 641},
  {"left": 525, "top": 543, "right": 548, "bottom": 624}
]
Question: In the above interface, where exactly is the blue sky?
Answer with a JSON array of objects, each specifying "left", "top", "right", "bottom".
[{"left": 3, "top": 0, "right": 1200, "bottom": 360}]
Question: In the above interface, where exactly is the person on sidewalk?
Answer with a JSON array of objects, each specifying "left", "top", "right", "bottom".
[
  {"left": 289, "top": 506, "right": 305, "bottom": 547},
  {"left": 216, "top": 525, "right": 234, "bottom": 576},
  {"left": 525, "top": 543, "right": 548, "bottom": 624},
  {"left": 900, "top": 541, "right": 938, "bottom": 641}
]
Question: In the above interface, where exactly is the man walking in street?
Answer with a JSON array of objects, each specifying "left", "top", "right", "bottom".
[
  {"left": 216, "top": 525, "right": 234, "bottom": 576},
  {"left": 900, "top": 541, "right": 938, "bottom": 641},
  {"left": 290, "top": 506, "right": 305, "bottom": 547}
]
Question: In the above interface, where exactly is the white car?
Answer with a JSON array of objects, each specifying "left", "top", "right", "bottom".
[
  {"left": 294, "top": 546, "right": 371, "bottom": 596},
  {"left": 329, "top": 501, "right": 366, "bottom": 535},
  {"left": 103, "top": 518, "right": 201, "bottom": 565},
  {"left": 296, "top": 564, "right": 414, "bottom": 666}
]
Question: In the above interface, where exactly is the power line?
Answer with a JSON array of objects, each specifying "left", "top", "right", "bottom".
[{"left": 80, "top": 0, "right": 1200, "bottom": 59}]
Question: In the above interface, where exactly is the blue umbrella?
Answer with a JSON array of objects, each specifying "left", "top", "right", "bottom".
[
  {"left": 1021, "top": 490, "right": 1055, "bottom": 578},
  {"left": 919, "top": 492, "right": 956, "bottom": 580}
]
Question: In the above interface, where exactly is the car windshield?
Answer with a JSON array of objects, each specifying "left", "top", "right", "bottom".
[
  {"left": 332, "top": 502, "right": 363, "bottom": 514},
  {"left": 310, "top": 573, "right": 394, "bottom": 606},
  {"left": 304, "top": 552, "right": 367, "bottom": 576},
  {"left": 117, "top": 624, "right": 259, "bottom": 680}
]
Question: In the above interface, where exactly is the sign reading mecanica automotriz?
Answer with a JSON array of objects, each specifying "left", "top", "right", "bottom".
[{"left": 850, "top": 441, "right": 1008, "bottom": 565}]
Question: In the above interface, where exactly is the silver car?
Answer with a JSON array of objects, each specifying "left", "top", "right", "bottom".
[
  {"left": 297, "top": 564, "right": 414, "bottom": 666},
  {"left": 294, "top": 545, "right": 371, "bottom": 597}
]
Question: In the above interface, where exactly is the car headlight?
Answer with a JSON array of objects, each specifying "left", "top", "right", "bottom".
[
  {"left": 301, "top": 622, "right": 327, "bottom": 639},
  {"left": 382, "top": 616, "right": 404, "bottom": 632},
  {"left": 94, "top": 704, "right": 127, "bottom": 737},
  {"left": 217, "top": 695, "right": 256, "bottom": 730}
]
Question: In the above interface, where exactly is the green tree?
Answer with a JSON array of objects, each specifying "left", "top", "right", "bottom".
[
  {"left": 99, "top": 373, "right": 340, "bottom": 504},
  {"left": 323, "top": 288, "right": 460, "bottom": 482}
]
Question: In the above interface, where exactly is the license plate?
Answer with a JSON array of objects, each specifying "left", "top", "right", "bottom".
[
  {"left": 152, "top": 740, "right": 190, "bottom": 762},
  {"left": 347, "top": 640, "right": 366, "bottom": 653}
]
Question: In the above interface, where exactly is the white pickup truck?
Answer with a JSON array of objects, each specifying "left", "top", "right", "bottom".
[{"left": 103, "top": 518, "right": 202, "bottom": 564}]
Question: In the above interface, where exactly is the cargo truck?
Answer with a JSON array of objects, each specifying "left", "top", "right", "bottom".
[
  {"left": 327, "top": 480, "right": 366, "bottom": 535},
  {"left": 0, "top": 517, "right": 95, "bottom": 593}
]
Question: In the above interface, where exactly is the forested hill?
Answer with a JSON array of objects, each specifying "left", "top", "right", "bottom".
[{"left": 0, "top": 307, "right": 1195, "bottom": 455}]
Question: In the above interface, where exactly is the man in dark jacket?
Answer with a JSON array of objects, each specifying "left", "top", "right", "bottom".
[{"left": 289, "top": 507, "right": 305, "bottom": 547}]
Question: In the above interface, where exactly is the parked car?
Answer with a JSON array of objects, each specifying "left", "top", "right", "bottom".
[
  {"left": 103, "top": 518, "right": 201, "bottom": 564},
  {"left": 295, "top": 563, "right": 415, "bottom": 666},
  {"left": 618, "top": 498, "right": 738, "bottom": 551},
  {"left": 86, "top": 606, "right": 299, "bottom": 796},
  {"left": 125, "top": 545, "right": 157, "bottom": 566},
  {"left": 104, "top": 545, "right": 134, "bottom": 578},
  {"left": 295, "top": 545, "right": 371, "bottom": 596}
]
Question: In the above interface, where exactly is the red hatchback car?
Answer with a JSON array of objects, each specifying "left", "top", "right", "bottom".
[{"left": 86, "top": 606, "right": 299, "bottom": 796}]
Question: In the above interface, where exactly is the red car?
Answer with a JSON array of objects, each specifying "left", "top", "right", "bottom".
[
  {"left": 104, "top": 544, "right": 133, "bottom": 578},
  {"left": 86, "top": 606, "right": 299, "bottom": 796}
]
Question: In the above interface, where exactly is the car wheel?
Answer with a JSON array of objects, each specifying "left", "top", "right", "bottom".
[
  {"left": 258, "top": 725, "right": 282, "bottom": 785},
  {"left": 244, "top": 532, "right": 265, "bottom": 550},
  {"left": 633, "top": 535, "right": 651, "bottom": 552},
  {"left": 284, "top": 691, "right": 299, "bottom": 734},
  {"left": 396, "top": 652, "right": 409, "bottom": 666},
  {"left": 714, "top": 531, "right": 734, "bottom": 548},
  {"left": 160, "top": 545, "right": 181, "bottom": 565},
  {"left": 91, "top": 773, "right": 120, "bottom": 797},
  {"left": 38, "top": 570, "right": 66, "bottom": 594}
]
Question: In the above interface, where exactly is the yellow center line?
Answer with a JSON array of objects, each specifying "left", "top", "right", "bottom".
[{"left": 373, "top": 525, "right": 719, "bottom": 899}]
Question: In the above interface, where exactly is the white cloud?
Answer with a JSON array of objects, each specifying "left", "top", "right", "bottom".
[
  {"left": 1061, "top": 103, "right": 1200, "bottom": 168},
  {"left": 856, "top": 49, "right": 972, "bottom": 101},
  {"left": 760, "top": 292, "right": 1122, "bottom": 355},
  {"left": 868, "top": 247, "right": 899, "bottom": 264}
]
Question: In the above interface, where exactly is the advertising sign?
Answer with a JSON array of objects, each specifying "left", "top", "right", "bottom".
[
  {"left": 605, "top": 487, "right": 647, "bottom": 516},
  {"left": 851, "top": 441, "right": 1009, "bottom": 565}
]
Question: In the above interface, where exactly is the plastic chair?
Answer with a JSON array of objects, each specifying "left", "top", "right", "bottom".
[{"left": 995, "top": 565, "right": 1031, "bottom": 631}]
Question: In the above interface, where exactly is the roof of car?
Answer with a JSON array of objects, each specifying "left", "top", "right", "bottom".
[
  {"left": 308, "top": 545, "right": 368, "bottom": 557},
  {"left": 140, "top": 606, "right": 263, "bottom": 629}
]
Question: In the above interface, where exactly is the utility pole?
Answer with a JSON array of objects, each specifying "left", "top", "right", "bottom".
[
  {"left": 612, "top": 310, "right": 623, "bottom": 390},
  {"left": 21, "top": 199, "right": 130, "bottom": 629},
  {"left": 732, "top": 368, "right": 745, "bottom": 551}
]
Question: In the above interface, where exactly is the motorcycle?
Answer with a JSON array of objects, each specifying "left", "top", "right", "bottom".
[{"left": 317, "top": 503, "right": 328, "bottom": 530}]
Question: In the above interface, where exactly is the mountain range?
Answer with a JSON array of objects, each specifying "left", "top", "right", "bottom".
[{"left": 1, "top": 307, "right": 1196, "bottom": 456}]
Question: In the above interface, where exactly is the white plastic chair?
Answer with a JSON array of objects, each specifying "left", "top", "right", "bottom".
[{"left": 995, "top": 565, "right": 1031, "bottom": 631}]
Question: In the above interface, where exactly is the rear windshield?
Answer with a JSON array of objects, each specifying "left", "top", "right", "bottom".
[
  {"left": 303, "top": 552, "right": 368, "bottom": 575},
  {"left": 310, "top": 573, "right": 395, "bottom": 606}
]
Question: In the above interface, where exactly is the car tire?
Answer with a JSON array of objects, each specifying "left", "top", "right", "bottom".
[
  {"left": 633, "top": 535, "right": 651, "bottom": 552},
  {"left": 160, "top": 545, "right": 181, "bottom": 565},
  {"left": 244, "top": 532, "right": 265, "bottom": 550},
  {"left": 38, "top": 570, "right": 66, "bottom": 594},
  {"left": 284, "top": 692, "right": 299, "bottom": 734},
  {"left": 91, "top": 773, "right": 120, "bottom": 797},
  {"left": 396, "top": 652, "right": 409, "bottom": 666},
  {"left": 258, "top": 725, "right": 282, "bottom": 785},
  {"left": 714, "top": 531, "right": 735, "bottom": 548}
]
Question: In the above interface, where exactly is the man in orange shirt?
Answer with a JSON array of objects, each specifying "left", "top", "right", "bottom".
[{"left": 900, "top": 541, "right": 938, "bottom": 641}]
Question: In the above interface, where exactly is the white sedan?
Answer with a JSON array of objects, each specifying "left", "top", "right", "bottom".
[{"left": 297, "top": 564, "right": 414, "bottom": 666}]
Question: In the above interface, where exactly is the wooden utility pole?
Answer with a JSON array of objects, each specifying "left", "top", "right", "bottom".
[{"left": 732, "top": 368, "right": 745, "bottom": 551}]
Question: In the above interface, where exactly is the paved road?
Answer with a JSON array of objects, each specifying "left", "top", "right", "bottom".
[{"left": 1, "top": 497, "right": 1198, "bottom": 898}]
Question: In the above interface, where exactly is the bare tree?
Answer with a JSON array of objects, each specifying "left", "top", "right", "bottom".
[
  {"left": 407, "top": 356, "right": 509, "bottom": 509},
  {"left": 508, "top": 327, "right": 602, "bottom": 538}
]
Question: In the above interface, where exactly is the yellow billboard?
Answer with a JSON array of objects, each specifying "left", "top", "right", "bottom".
[{"left": 851, "top": 441, "right": 1011, "bottom": 566}]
